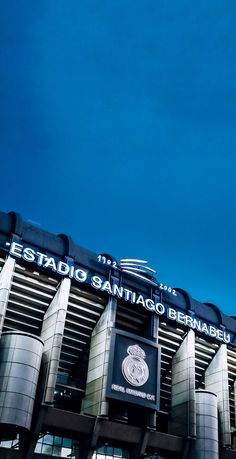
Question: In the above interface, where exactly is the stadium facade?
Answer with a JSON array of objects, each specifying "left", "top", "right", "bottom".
[{"left": 0, "top": 210, "right": 236, "bottom": 459}]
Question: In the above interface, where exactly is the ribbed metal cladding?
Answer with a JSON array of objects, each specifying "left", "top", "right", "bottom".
[
  {"left": 58, "top": 282, "right": 107, "bottom": 380},
  {"left": 3, "top": 263, "right": 56, "bottom": 335},
  {"left": 0, "top": 331, "right": 43, "bottom": 431}
]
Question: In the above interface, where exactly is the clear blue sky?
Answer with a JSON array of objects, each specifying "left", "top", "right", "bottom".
[{"left": 1, "top": 1, "right": 236, "bottom": 315}]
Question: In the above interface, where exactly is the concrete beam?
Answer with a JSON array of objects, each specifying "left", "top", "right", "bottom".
[
  {"left": 205, "top": 344, "right": 231, "bottom": 448},
  {"left": 169, "top": 330, "right": 196, "bottom": 438},
  {"left": 0, "top": 256, "right": 15, "bottom": 336},
  {"left": 41, "top": 278, "right": 71, "bottom": 404}
]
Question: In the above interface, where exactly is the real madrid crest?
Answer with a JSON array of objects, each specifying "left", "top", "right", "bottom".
[{"left": 122, "top": 344, "right": 149, "bottom": 387}]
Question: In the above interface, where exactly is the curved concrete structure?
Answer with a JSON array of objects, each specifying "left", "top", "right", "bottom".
[
  {"left": 0, "top": 331, "right": 43, "bottom": 431},
  {"left": 191, "top": 390, "right": 219, "bottom": 459}
]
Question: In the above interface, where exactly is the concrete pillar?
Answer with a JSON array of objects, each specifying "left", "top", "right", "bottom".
[
  {"left": 0, "top": 256, "right": 15, "bottom": 335},
  {"left": 81, "top": 299, "right": 115, "bottom": 417},
  {"left": 205, "top": 344, "right": 231, "bottom": 447},
  {"left": 41, "top": 278, "right": 71, "bottom": 403},
  {"left": 169, "top": 330, "right": 196, "bottom": 438},
  {"left": 190, "top": 390, "right": 218, "bottom": 459}
]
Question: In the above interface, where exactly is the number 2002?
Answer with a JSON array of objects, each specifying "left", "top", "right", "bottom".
[{"left": 159, "top": 283, "right": 177, "bottom": 296}]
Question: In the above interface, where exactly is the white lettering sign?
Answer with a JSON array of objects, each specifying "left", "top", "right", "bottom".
[
  {"left": 7, "top": 242, "right": 88, "bottom": 283},
  {"left": 111, "top": 384, "right": 155, "bottom": 401},
  {"left": 5, "top": 241, "right": 231, "bottom": 344}
]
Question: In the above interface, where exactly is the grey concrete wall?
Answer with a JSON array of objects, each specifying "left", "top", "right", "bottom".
[
  {"left": 81, "top": 299, "right": 114, "bottom": 417},
  {"left": 205, "top": 344, "right": 231, "bottom": 447},
  {"left": 0, "top": 256, "right": 15, "bottom": 336},
  {"left": 190, "top": 390, "right": 219, "bottom": 459},
  {"left": 41, "top": 278, "right": 70, "bottom": 404},
  {"left": 169, "top": 329, "right": 196, "bottom": 438},
  {"left": 0, "top": 331, "right": 43, "bottom": 430}
]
